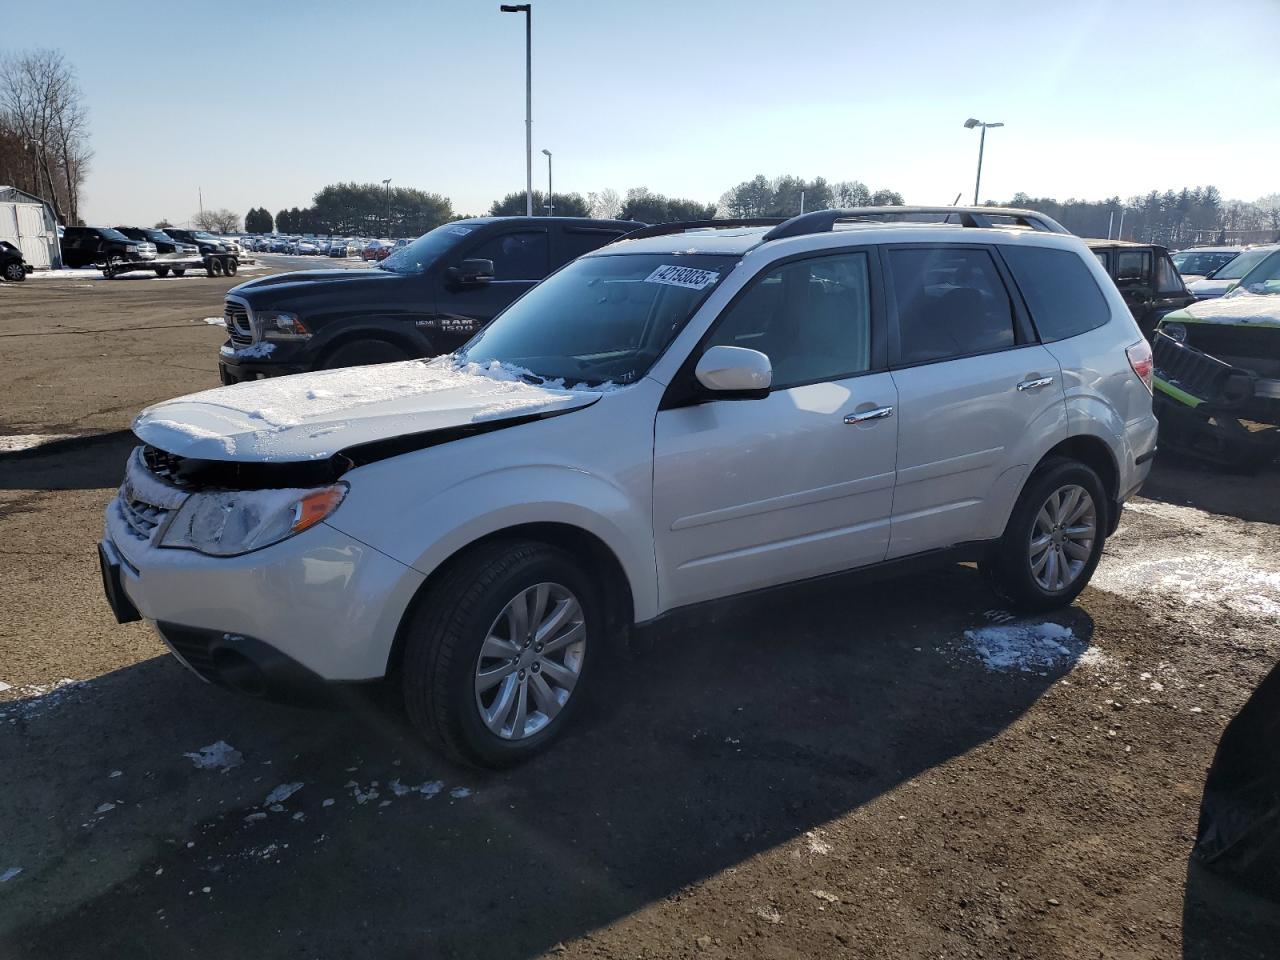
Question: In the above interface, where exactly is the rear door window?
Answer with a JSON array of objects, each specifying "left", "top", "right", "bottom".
[
  {"left": 1114, "top": 250, "right": 1152, "bottom": 284},
  {"left": 465, "top": 230, "right": 549, "bottom": 281},
  {"left": 887, "top": 247, "right": 1017, "bottom": 364},
  {"left": 1155, "top": 254, "right": 1185, "bottom": 294},
  {"left": 554, "top": 228, "right": 626, "bottom": 269},
  {"left": 1001, "top": 245, "right": 1111, "bottom": 342}
]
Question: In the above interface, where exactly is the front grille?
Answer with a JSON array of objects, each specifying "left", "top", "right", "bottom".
[
  {"left": 118, "top": 492, "right": 171, "bottom": 542},
  {"left": 142, "top": 445, "right": 187, "bottom": 484},
  {"left": 225, "top": 301, "right": 253, "bottom": 346},
  {"left": 1153, "top": 333, "right": 1243, "bottom": 404}
]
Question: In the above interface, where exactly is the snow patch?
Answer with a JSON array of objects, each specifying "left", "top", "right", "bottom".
[
  {"left": 200, "top": 317, "right": 226, "bottom": 326},
  {"left": 182, "top": 741, "right": 243, "bottom": 773},
  {"left": 0, "top": 868, "right": 22, "bottom": 883},
  {"left": 1095, "top": 549, "right": 1280, "bottom": 619},
  {"left": 263, "top": 782, "right": 303, "bottom": 806},
  {"left": 0, "top": 433, "right": 77, "bottom": 453},
  {"left": 449, "top": 787, "right": 472, "bottom": 799},
  {"left": 961, "top": 622, "right": 1085, "bottom": 672}
]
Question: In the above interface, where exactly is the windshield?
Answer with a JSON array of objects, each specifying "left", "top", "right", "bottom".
[
  {"left": 1171, "top": 250, "right": 1238, "bottom": 276},
  {"left": 457, "top": 253, "right": 738, "bottom": 386},
  {"left": 144, "top": 230, "right": 170, "bottom": 242},
  {"left": 100, "top": 228, "right": 130, "bottom": 242},
  {"left": 378, "top": 222, "right": 476, "bottom": 274},
  {"left": 1211, "top": 248, "right": 1272, "bottom": 280},
  {"left": 1228, "top": 249, "right": 1280, "bottom": 297}
]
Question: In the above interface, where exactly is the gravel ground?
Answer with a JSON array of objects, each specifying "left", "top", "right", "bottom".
[{"left": 1, "top": 270, "right": 1277, "bottom": 958}]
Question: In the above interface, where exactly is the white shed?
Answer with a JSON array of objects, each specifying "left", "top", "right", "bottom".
[{"left": 0, "top": 185, "right": 62, "bottom": 270}]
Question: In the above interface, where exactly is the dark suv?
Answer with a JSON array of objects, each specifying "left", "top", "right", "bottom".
[
  {"left": 1086, "top": 240, "right": 1194, "bottom": 337},
  {"left": 218, "top": 216, "right": 642, "bottom": 383},
  {"left": 60, "top": 226, "right": 157, "bottom": 269}
]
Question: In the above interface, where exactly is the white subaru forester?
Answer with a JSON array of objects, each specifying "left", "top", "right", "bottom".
[{"left": 100, "top": 207, "right": 1158, "bottom": 767}]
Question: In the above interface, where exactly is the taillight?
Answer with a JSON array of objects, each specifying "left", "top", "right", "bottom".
[{"left": 1127, "top": 340, "right": 1153, "bottom": 393}]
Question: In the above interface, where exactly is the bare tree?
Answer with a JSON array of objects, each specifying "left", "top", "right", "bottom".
[
  {"left": 192, "top": 208, "right": 242, "bottom": 234},
  {"left": 0, "top": 49, "right": 91, "bottom": 224},
  {"left": 587, "top": 188, "right": 622, "bottom": 220}
]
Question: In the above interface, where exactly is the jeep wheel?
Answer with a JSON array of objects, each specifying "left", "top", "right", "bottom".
[
  {"left": 3, "top": 262, "right": 25, "bottom": 282},
  {"left": 402, "top": 540, "right": 598, "bottom": 768},
  {"left": 320, "top": 339, "right": 410, "bottom": 369},
  {"left": 979, "top": 457, "right": 1107, "bottom": 613}
]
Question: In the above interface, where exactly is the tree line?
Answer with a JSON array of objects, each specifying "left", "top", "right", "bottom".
[
  {"left": 0, "top": 49, "right": 92, "bottom": 225},
  {"left": 998, "top": 188, "right": 1280, "bottom": 247}
]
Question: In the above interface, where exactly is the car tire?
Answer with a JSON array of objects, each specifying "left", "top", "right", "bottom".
[
  {"left": 207, "top": 258, "right": 223, "bottom": 277},
  {"left": 3, "top": 262, "right": 26, "bottom": 282},
  {"left": 155, "top": 266, "right": 170, "bottom": 278},
  {"left": 979, "top": 457, "right": 1108, "bottom": 614},
  {"left": 401, "top": 539, "right": 602, "bottom": 768},
  {"left": 172, "top": 269, "right": 186, "bottom": 278},
  {"left": 320, "top": 339, "right": 411, "bottom": 369},
  {"left": 224, "top": 257, "right": 238, "bottom": 276}
]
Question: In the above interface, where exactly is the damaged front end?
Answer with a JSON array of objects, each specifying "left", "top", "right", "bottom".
[{"left": 1152, "top": 314, "right": 1280, "bottom": 469}]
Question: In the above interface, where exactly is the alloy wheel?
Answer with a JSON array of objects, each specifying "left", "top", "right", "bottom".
[
  {"left": 1029, "top": 483, "right": 1097, "bottom": 592},
  {"left": 473, "top": 582, "right": 585, "bottom": 741}
]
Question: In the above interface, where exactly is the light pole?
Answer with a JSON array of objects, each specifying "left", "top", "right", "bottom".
[
  {"left": 963, "top": 118, "right": 1004, "bottom": 205},
  {"left": 501, "top": 4, "right": 533, "bottom": 217},
  {"left": 382, "top": 178, "right": 391, "bottom": 236},
  {"left": 541, "top": 148, "right": 552, "bottom": 216}
]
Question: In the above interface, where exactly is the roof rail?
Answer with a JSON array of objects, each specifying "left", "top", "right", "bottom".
[
  {"left": 620, "top": 218, "right": 785, "bottom": 241},
  {"left": 762, "top": 206, "right": 1070, "bottom": 242}
]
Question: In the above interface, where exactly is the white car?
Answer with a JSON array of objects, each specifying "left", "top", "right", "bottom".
[
  {"left": 1186, "top": 245, "right": 1280, "bottom": 300},
  {"left": 1171, "top": 246, "right": 1242, "bottom": 284},
  {"left": 99, "top": 206, "right": 1157, "bottom": 767}
]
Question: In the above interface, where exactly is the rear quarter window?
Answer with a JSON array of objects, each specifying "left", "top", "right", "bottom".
[{"left": 1001, "top": 246, "right": 1112, "bottom": 342}]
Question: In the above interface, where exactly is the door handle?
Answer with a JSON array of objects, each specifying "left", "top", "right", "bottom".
[
  {"left": 1017, "top": 377, "right": 1054, "bottom": 391},
  {"left": 844, "top": 406, "right": 894, "bottom": 424}
]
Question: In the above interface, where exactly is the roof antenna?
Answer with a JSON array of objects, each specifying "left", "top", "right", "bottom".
[{"left": 944, "top": 193, "right": 962, "bottom": 224}]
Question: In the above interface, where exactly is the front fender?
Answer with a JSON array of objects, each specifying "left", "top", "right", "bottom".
[{"left": 329, "top": 463, "right": 658, "bottom": 622}]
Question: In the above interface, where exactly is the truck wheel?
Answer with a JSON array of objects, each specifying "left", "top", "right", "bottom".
[
  {"left": 207, "top": 258, "right": 224, "bottom": 277},
  {"left": 224, "top": 257, "right": 238, "bottom": 276},
  {"left": 980, "top": 458, "right": 1108, "bottom": 613},
  {"left": 172, "top": 269, "right": 186, "bottom": 278},
  {"left": 155, "top": 266, "right": 170, "bottom": 278},
  {"left": 321, "top": 339, "right": 411, "bottom": 369},
  {"left": 102, "top": 260, "right": 116, "bottom": 279},
  {"left": 401, "top": 539, "right": 601, "bottom": 768}
]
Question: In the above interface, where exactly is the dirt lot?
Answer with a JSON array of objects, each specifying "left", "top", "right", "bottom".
[{"left": 1, "top": 269, "right": 1278, "bottom": 959}]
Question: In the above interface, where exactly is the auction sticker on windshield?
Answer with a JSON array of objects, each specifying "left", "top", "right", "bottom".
[{"left": 645, "top": 265, "right": 720, "bottom": 290}]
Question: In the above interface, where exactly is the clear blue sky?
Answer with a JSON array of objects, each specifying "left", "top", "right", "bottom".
[{"left": 8, "top": 0, "right": 1279, "bottom": 227}]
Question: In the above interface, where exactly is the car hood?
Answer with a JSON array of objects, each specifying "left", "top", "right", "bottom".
[
  {"left": 133, "top": 359, "right": 604, "bottom": 463},
  {"left": 1165, "top": 294, "right": 1280, "bottom": 328},
  {"left": 229, "top": 268, "right": 398, "bottom": 296}
]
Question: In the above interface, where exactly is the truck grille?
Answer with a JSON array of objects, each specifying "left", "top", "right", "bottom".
[{"left": 225, "top": 301, "right": 253, "bottom": 346}]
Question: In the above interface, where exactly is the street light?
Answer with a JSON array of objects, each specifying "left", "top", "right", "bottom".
[
  {"left": 963, "top": 117, "right": 1004, "bottom": 205},
  {"left": 541, "top": 148, "right": 552, "bottom": 216},
  {"left": 500, "top": 3, "right": 533, "bottom": 217},
  {"left": 382, "top": 178, "right": 391, "bottom": 236}
]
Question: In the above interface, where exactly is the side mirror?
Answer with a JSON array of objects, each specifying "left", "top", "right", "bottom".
[
  {"left": 447, "top": 258, "right": 495, "bottom": 285},
  {"left": 694, "top": 345, "right": 772, "bottom": 400}
]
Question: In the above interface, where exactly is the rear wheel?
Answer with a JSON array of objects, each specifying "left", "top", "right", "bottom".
[
  {"left": 320, "top": 338, "right": 410, "bottom": 370},
  {"left": 207, "top": 257, "right": 223, "bottom": 277},
  {"left": 3, "top": 261, "right": 25, "bottom": 282},
  {"left": 155, "top": 266, "right": 170, "bottom": 278},
  {"left": 402, "top": 540, "right": 600, "bottom": 768},
  {"left": 172, "top": 269, "right": 186, "bottom": 278},
  {"left": 224, "top": 257, "right": 238, "bottom": 276},
  {"left": 979, "top": 457, "right": 1107, "bottom": 613}
]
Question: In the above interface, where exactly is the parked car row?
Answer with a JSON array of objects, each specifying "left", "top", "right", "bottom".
[
  {"left": 238, "top": 235, "right": 385, "bottom": 258},
  {"left": 1174, "top": 244, "right": 1280, "bottom": 301},
  {"left": 59, "top": 226, "right": 241, "bottom": 278}
]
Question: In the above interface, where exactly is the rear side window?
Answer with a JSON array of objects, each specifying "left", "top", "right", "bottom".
[
  {"left": 555, "top": 229, "right": 624, "bottom": 268},
  {"left": 465, "top": 230, "right": 549, "bottom": 281},
  {"left": 1001, "top": 246, "right": 1111, "bottom": 342},
  {"left": 1114, "top": 250, "right": 1151, "bottom": 283},
  {"left": 1155, "top": 255, "right": 1184, "bottom": 294},
  {"left": 887, "top": 247, "right": 1016, "bottom": 364}
]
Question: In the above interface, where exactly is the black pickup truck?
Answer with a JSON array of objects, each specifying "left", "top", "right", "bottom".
[{"left": 217, "top": 216, "right": 642, "bottom": 383}]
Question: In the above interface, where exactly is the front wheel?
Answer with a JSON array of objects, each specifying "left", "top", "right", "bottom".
[
  {"left": 979, "top": 458, "right": 1107, "bottom": 613},
  {"left": 172, "top": 268, "right": 186, "bottom": 277},
  {"left": 3, "top": 262, "right": 26, "bottom": 282},
  {"left": 402, "top": 540, "right": 599, "bottom": 768},
  {"left": 224, "top": 257, "right": 238, "bottom": 276},
  {"left": 320, "top": 339, "right": 410, "bottom": 370}
]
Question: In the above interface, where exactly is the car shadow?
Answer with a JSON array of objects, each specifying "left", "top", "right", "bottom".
[
  {"left": 1142, "top": 452, "right": 1280, "bottom": 526},
  {"left": 0, "top": 565, "right": 1093, "bottom": 959},
  {"left": 0, "top": 431, "right": 135, "bottom": 491}
]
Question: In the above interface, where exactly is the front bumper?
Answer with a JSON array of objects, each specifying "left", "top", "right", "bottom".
[
  {"left": 218, "top": 339, "right": 310, "bottom": 383},
  {"left": 101, "top": 478, "right": 425, "bottom": 683}
]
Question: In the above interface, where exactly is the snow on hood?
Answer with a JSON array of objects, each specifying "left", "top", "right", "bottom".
[
  {"left": 133, "top": 359, "right": 607, "bottom": 462},
  {"left": 1173, "top": 294, "right": 1280, "bottom": 328}
]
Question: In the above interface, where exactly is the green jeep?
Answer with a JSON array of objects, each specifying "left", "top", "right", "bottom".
[{"left": 1151, "top": 247, "right": 1280, "bottom": 468}]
